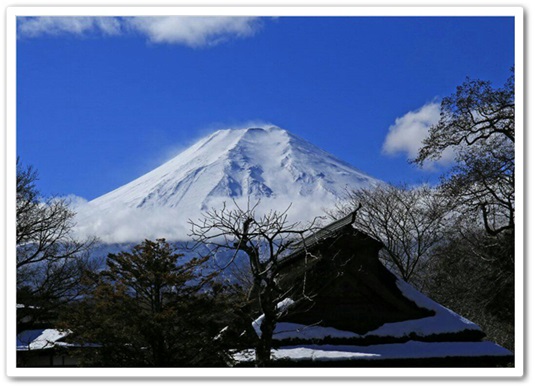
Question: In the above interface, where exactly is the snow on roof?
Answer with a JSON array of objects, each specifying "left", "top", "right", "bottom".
[
  {"left": 252, "top": 276, "right": 482, "bottom": 342},
  {"left": 17, "top": 329, "right": 71, "bottom": 351},
  {"left": 233, "top": 340, "right": 512, "bottom": 363},
  {"left": 365, "top": 278, "right": 482, "bottom": 338},
  {"left": 262, "top": 321, "right": 360, "bottom": 341}
]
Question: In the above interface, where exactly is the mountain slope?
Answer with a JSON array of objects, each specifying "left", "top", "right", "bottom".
[{"left": 76, "top": 126, "right": 381, "bottom": 243}]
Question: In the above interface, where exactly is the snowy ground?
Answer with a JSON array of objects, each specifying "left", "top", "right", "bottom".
[{"left": 233, "top": 340, "right": 513, "bottom": 363}]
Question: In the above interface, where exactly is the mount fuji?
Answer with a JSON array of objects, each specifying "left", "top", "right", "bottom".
[{"left": 74, "top": 126, "right": 382, "bottom": 243}]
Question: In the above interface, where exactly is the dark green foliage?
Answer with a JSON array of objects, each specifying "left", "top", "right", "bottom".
[
  {"left": 424, "top": 227, "right": 514, "bottom": 352},
  {"left": 60, "top": 239, "right": 247, "bottom": 367}
]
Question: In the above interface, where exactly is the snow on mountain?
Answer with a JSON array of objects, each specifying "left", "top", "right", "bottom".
[{"left": 74, "top": 125, "right": 381, "bottom": 243}]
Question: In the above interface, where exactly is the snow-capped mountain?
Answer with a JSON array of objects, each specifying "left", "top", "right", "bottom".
[{"left": 75, "top": 126, "right": 381, "bottom": 243}]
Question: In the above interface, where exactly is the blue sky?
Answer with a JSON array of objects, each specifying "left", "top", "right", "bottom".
[{"left": 16, "top": 15, "right": 515, "bottom": 200}]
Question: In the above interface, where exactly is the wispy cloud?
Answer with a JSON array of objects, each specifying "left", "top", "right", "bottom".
[
  {"left": 17, "top": 16, "right": 264, "bottom": 47},
  {"left": 382, "top": 102, "right": 456, "bottom": 170},
  {"left": 71, "top": 193, "right": 331, "bottom": 244},
  {"left": 17, "top": 17, "right": 123, "bottom": 37}
]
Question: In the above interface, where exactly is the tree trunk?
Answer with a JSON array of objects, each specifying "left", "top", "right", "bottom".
[
  {"left": 255, "top": 288, "right": 277, "bottom": 367},
  {"left": 255, "top": 309, "right": 276, "bottom": 367}
]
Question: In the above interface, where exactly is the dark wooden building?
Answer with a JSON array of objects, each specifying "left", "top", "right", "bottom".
[
  {"left": 276, "top": 210, "right": 435, "bottom": 335},
  {"left": 236, "top": 210, "right": 514, "bottom": 367}
]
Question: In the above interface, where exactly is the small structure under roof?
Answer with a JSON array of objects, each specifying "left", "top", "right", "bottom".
[{"left": 16, "top": 329, "right": 78, "bottom": 367}]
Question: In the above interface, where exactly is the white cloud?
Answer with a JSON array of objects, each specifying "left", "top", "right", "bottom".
[
  {"left": 124, "top": 16, "right": 261, "bottom": 46},
  {"left": 61, "top": 194, "right": 90, "bottom": 209},
  {"left": 72, "top": 205, "right": 192, "bottom": 243},
  {"left": 17, "top": 17, "right": 123, "bottom": 37},
  {"left": 382, "top": 102, "right": 456, "bottom": 169},
  {"left": 17, "top": 16, "right": 263, "bottom": 47},
  {"left": 71, "top": 193, "right": 332, "bottom": 244}
]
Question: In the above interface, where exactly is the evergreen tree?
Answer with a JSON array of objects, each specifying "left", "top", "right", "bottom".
[{"left": 60, "top": 239, "right": 245, "bottom": 367}]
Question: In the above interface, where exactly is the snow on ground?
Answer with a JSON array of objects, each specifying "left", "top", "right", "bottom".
[{"left": 233, "top": 340, "right": 513, "bottom": 363}]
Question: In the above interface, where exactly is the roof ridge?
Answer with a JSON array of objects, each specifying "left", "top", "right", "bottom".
[{"left": 280, "top": 208, "right": 359, "bottom": 266}]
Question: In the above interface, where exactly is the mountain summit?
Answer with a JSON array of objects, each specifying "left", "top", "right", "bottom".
[{"left": 77, "top": 126, "right": 381, "bottom": 242}]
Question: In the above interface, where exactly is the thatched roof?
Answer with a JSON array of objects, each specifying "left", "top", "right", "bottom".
[{"left": 280, "top": 208, "right": 377, "bottom": 269}]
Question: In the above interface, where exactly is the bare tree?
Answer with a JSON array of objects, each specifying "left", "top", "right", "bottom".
[
  {"left": 410, "top": 71, "right": 515, "bottom": 348},
  {"left": 16, "top": 158, "right": 96, "bottom": 327},
  {"left": 329, "top": 184, "right": 451, "bottom": 289},
  {"left": 414, "top": 70, "right": 514, "bottom": 161},
  {"left": 189, "top": 199, "right": 317, "bottom": 367},
  {"left": 411, "top": 69, "right": 515, "bottom": 307},
  {"left": 413, "top": 70, "right": 515, "bottom": 251}
]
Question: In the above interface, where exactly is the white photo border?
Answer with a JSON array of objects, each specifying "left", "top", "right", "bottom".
[{"left": 5, "top": 5, "right": 524, "bottom": 379}]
